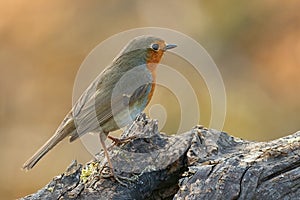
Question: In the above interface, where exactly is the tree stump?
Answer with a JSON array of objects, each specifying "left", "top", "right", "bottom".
[{"left": 21, "top": 114, "right": 300, "bottom": 200}]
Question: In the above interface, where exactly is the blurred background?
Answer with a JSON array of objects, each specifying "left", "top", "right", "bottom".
[{"left": 0, "top": 0, "right": 299, "bottom": 199}]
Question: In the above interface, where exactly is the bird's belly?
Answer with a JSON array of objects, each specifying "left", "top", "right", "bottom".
[{"left": 102, "top": 98, "right": 148, "bottom": 132}]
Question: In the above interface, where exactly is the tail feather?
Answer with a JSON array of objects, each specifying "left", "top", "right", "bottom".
[{"left": 22, "top": 113, "right": 75, "bottom": 170}]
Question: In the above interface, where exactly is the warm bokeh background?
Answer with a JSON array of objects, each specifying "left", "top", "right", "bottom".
[{"left": 1, "top": 1, "right": 299, "bottom": 199}]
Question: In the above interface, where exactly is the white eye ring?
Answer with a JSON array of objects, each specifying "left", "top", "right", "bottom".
[{"left": 151, "top": 43, "right": 159, "bottom": 51}]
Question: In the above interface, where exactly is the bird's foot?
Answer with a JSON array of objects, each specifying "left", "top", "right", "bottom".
[
  {"left": 101, "top": 166, "right": 138, "bottom": 187},
  {"left": 112, "top": 173, "right": 138, "bottom": 187},
  {"left": 107, "top": 135, "right": 137, "bottom": 146}
]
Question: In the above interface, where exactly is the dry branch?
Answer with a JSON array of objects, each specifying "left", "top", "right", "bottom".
[{"left": 22, "top": 114, "right": 300, "bottom": 200}]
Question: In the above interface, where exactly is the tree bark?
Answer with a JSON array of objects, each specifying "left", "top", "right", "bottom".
[{"left": 21, "top": 114, "right": 300, "bottom": 200}]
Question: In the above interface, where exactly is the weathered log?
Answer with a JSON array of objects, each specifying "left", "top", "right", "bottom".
[{"left": 21, "top": 114, "right": 300, "bottom": 200}]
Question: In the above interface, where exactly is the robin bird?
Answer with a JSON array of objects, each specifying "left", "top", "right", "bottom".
[{"left": 22, "top": 35, "right": 177, "bottom": 180}]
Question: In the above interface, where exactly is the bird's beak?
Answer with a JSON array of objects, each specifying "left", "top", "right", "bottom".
[{"left": 164, "top": 44, "right": 177, "bottom": 51}]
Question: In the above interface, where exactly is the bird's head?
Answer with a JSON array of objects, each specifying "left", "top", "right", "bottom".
[{"left": 115, "top": 35, "right": 177, "bottom": 72}]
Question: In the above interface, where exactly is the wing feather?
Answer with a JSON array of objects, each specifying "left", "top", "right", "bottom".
[{"left": 69, "top": 65, "right": 153, "bottom": 141}]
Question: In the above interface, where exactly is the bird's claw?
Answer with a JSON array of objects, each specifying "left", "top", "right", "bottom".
[
  {"left": 107, "top": 135, "right": 136, "bottom": 146},
  {"left": 101, "top": 166, "right": 137, "bottom": 187}
]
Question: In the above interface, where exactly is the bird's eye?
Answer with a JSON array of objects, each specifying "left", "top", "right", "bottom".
[{"left": 151, "top": 43, "right": 159, "bottom": 51}]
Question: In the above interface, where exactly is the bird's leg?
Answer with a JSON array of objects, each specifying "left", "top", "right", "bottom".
[
  {"left": 99, "top": 133, "right": 114, "bottom": 175},
  {"left": 98, "top": 133, "right": 128, "bottom": 186}
]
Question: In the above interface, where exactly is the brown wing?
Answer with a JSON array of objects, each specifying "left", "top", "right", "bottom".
[{"left": 69, "top": 65, "right": 152, "bottom": 142}]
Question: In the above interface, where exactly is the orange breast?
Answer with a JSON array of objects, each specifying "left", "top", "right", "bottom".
[
  {"left": 145, "top": 45, "right": 164, "bottom": 105},
  {"left": 146, "top": 40, "right": 165, "bottom": 76}
]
